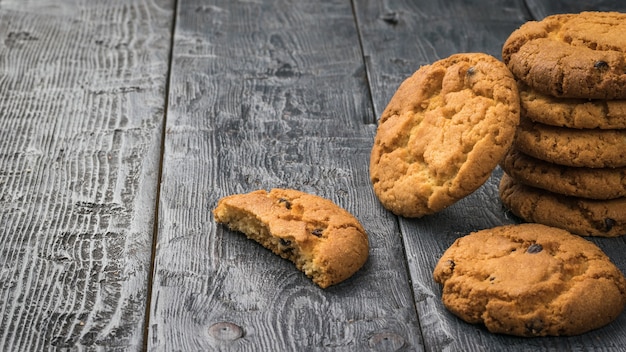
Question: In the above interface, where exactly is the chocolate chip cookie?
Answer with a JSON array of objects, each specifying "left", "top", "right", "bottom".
[
  {"left": 370, "top": 53, "right": 520, "bottom": 217},
  {"left": 502, "top": 12, "right": 626, "bottom": 99},
  {"left": 500, "top": 147, "right": 626, "bottom": 200},
  {"left": 519, "top": 83, "right": 626, "bottom": 129},
  {"left": 514, "top": 117, "right": 626, "bottom": 168},
  {"left": 499, "top": 173, "right": 626, "bottom": 237},
  {"left": 433, "top": 223, "right": 626, "bottom": 336},
  {"left": 213, "top": 188, "right": 369, "bottom": 288}
]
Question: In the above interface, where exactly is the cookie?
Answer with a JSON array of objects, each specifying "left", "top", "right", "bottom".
[
  {"left": 514, "top": 117, "right": 626, "bottom": 168},
  {"left": 213, "top": 188, "right": 369, "bottom": 288},
  {"left": 499, "top": 173, "right": 626, "bottom": 237},
  {"left": 369, "top": 53, "right": 520, "bottom": 218},
  {"left": 433, "top": 223, "right": 626, "bottom": 336},
  {"left": 519, "top": 83, "right": 626, "bottom": 129},
  {"left": 500, "top": 147, "right": 626, "bottom": 200},
  {"left": 502, "top": 11, "right": 626, "bottom": 100}
]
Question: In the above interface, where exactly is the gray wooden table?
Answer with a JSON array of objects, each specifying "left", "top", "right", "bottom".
[{"left": 1, "top": 0, "right": 626, "bottom": 351}]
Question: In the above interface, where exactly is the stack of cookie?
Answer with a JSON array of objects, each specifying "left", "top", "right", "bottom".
[{"left": 499, "top": 11, "right": 626, "bottom": 237}]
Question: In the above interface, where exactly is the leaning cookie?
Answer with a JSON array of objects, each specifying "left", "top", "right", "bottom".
[
  {"left": 519, "top": 83, "right": 626, "bottom": 129},
  {"left": 370, "top": 53, "right": 519, "bottom": 217},
  {"left": 499, "top": 173, "right": 626, "bottom": 237},
  {"left": 213, "top": 189, "right": 369, "bottom": 288},
  {"left": 514, "top": 117, "right": 626, "bottom": 168},
  {"left": 434, "top": 223, "right": 626, "bottom": 337},
  {"left": 503, "top": 12, "right": 626, "bottom": 99},
  {"left": 500, "top": 147, "right": 626, "bottom": 200}
]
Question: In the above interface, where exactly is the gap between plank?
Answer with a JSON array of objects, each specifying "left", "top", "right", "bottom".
[
  {"left": 350, "top": 0, "right": 377, "bottom": 126},
  {"left": 350, "top": 0, "right": 429, "bottom": 346},
  {"left": 143, "top": 0, "right": 179, "bottom": 349}
]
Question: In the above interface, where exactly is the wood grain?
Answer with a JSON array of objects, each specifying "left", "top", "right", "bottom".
[
  {"left": 150, "top": 0, "right": 423, "bottom": 350},
  {"left": 525, "top": 0, "right": 626, "bottom": 19},
  {"left": 0, "top": 0, "right": 173, "bottom": 350},
  {"left": 3, "top": 0, "right": 626, "bottom": 350}
]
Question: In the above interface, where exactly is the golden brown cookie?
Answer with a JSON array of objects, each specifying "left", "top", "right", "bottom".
[
  {"left": 369, "top": 53, "right": 520, "bottom": 218},
  {"left": 500, "top": 147, "right": 626, "bottom": 200},
  {"left": 519, "top": 83, "right": 626, "bottom": 129},
  {"left": 213, "top": 189, "right": 369, "bottom": 288},
  {"left": 514, "top": 117, "right": 626, "bottom": 168},
  {"left": 502, "top": 12, "right": 626, "bottom": 99},
  {"left": 433, "top": 223, "right": 626, "bottom": 336},
  {"left": 499, "top": 173, "right": 626, "bottom": 237}
]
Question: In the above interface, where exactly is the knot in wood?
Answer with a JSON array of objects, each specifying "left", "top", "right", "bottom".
[
  {"left": 208, "top": 322, "right": 243, "bottom": 341},
  {"left": 368, "top": 332, "right": 405, "bottom": 351}
]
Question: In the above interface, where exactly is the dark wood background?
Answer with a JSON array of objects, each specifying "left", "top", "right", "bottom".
[{"left": 1, "top": 0, "right": 626, "bottom": 351}]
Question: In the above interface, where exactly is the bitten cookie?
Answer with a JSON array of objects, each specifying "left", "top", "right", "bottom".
[
  {"left": 500, "top": 147, "right": 626, "bottom": 200},
  {"left": 499, "top": 173, "right": 626, "bottom": 237},
  {"left": 433, "top": 223, "right": 626, "bottom": 336},
  {"left": 213, "top": 189, "right": 369, "bottom": 288},
  {"left": 502, "top": 12, "right": 626, "bottom": 99},
  {"left": 370, "top": 53, "right": 520, "bottom": 218},
  {"left": 514, "top": 117, "right": 626, "bottom": 168},
  {"left": 519, "top": 83, "right": 626, "bottom": 129}
]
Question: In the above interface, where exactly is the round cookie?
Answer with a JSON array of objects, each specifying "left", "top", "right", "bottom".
[
  {"left": 514, "top": 117, "right": 626, "bottom": 168},
  {"left": 519, "top": 83, "right": 626, "bottom": 129},
  {"left": 502, "top": 12, "right": 626, "bottom": 100},
  {"left": 433, "top": 223, "right": 626, "bottom": 337},
  {"left": 369, "top": 53, "right": 520, "bottom": 218},
  {"left": 500, "top": 147, "right": 626, "bottom": 200},
  {"left": 499, "top": 173, "right": 626, "bottom": 237},
  {"left": 213, "top": 188, "right": 369, "bottom": 288}
]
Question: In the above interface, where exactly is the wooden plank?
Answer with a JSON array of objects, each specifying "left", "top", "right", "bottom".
[
  {"left": 525, "top": 0, "right": 626, "bottom": 19},
  {"left": 149, "top": 0, "right": 423, "bottom": 350},
  {"left": 0, "top": 0, "right": 174, "bottom": 350},
  {"left": 355, "top": 0, "right": 626, "bottom": 351}
]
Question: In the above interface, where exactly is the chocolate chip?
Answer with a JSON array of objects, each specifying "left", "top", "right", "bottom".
[
  {"left": 311, "top": 228, "right": 323, "bottom": 237},
  {"left": 446, "top": 259, "right": 455, "bottom": 271},
  {"left": 604, "top": 218, "right": 616, "bottom": 231},
  {"left": 594, "top": 60, "right": 609, "bottom": 71},
  {"left": 466, "top": 67, "right": 476, "bottom": 76},
  {"left": 279, "top": 238, "right": 293, "bottom": 254},
  {"left": 526, "top": 243, "right": 543, "bottom": 254},
  {"left": 278, "top": 198, "right": 291, "bottom": 209},
  {"left": 525, "top": 319, "right": 544, "bottom": 336}
]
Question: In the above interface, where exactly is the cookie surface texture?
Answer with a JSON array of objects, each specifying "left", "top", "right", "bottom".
[
  {"left": 213, "top": 189, "right": 369, "bottom": 288},
  {"left": 499, "top": 173, "right": 626, "bottom": 237},
  {"left": 502, "top": 12, "right": 626, "bottom": 99},
  {"left": 514, "top": 117, "right": 626, "bottom": 168},
  {"left": 369, "top": 53, "right": 520, "bottom": 218},
  {"left": 519, "top": 83, "right": 626, "bottom": 129},
  {"left": 500, "top": 147, "right": 626, "bottom": 200},
  {"left": 433, "top": 223, "right": 626, "bottom": 336}
]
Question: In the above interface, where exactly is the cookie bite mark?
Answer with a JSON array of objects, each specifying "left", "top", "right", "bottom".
[
  {"left": 370, "top": 53, "right": 520, "bottom": 217},
  {"left": 213, "top": 189, "right": 369, "bottom": 288}
]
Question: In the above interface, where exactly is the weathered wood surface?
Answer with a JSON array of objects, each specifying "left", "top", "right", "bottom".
[
  {"left": 0, "top": 0, "right": 173, "bottom": 350},
  {"left": 2, "top": 0, "right": 626, "bottom": 351},
  {"left": 148, "top": 0, "right": 422, "bottom": 350}
]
